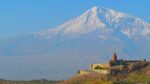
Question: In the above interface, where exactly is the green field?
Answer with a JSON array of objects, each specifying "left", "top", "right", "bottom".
[{"left": 0, "top": 79, "right": 61, "bottom": 84}]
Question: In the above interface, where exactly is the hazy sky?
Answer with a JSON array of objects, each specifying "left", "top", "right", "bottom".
[{"left": 0, "top": 0, "right": 150, "bottom": 39}]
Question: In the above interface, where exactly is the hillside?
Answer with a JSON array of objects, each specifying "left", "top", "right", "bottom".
[{"left": 61, "top": 62, "right": 150, "bottom": 84}]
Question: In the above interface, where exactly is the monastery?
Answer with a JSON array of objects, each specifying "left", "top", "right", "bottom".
[{"left": 78, "top": 53, "right": 147, "bottom": 75}]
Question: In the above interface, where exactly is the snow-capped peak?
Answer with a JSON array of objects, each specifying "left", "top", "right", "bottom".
[{"left": 33, "top": 6, "right": 150, "bottom": 39}]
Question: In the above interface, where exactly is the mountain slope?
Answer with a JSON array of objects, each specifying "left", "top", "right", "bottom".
[{"left": 0, "top": 6, "right": 150, "bottom": 80}]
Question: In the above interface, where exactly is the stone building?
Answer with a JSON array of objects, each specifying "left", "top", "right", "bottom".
[{"left": 77, "top": 53, "right": 147, "bottom": 75}]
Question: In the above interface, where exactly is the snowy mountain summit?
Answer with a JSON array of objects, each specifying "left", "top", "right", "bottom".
[{"left": 34, "top": 6, "right": 150, "bottom": 39}]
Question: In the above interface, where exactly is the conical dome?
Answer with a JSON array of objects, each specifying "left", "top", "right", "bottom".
[{"left": 112, "top": 53, "right": 117, "bottom": 61}]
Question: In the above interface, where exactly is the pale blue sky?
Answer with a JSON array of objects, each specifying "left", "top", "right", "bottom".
[{"left": 0, "top": 0, "right": 150, "bottom": 39}]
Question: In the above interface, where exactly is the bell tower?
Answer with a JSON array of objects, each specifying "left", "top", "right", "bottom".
[{"left": 112, "top": 53, "right": 117, "bottom": 62}]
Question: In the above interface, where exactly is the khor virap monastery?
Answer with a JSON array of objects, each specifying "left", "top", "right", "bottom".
[{"left": 78, "top": 53, "right": 148, "bottom": 75}]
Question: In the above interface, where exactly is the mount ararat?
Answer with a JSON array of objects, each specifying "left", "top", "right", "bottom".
[{"left": 0, "top": 6, "right": 150, "bottom": 80}]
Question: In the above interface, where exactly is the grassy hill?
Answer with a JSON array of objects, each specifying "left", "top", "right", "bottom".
[{"left": 61, "top": 62, "right": 150, "bottom": 84}]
